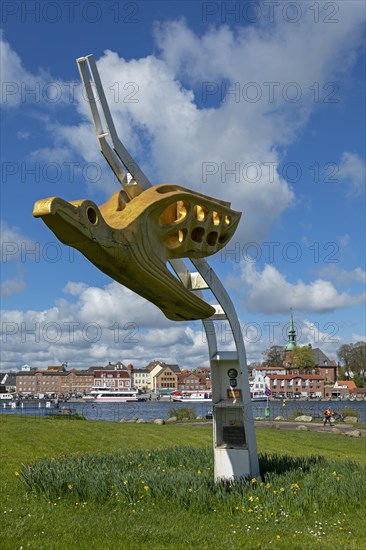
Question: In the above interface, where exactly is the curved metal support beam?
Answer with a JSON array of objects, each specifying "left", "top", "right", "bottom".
[
  {"left": 191, "top": 258, "right": 260, "bottom": 478},
  {"left": 76, "top": 54, "right": 260, "bottom": 481}
]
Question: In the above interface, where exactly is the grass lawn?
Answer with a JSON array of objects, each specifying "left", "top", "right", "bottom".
[{"left": 1, "top": 415, "right": 365, "bottom": 550}]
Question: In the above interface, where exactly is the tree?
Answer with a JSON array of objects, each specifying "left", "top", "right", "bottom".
[
  {"left": 262, "top": 345, "right": 284, "bottom": 366},
  {"left": 353, "top": 374, "right": 364, "bottom": 388},
  {"left": 337, "top": 344, "right": 352, "bottom": 369},
  {"left": 291, "top": 346, "right": 316, "bottom": 371},
  {"left": 350, "top": 342, "right": 366, "bottom": 376},
  {"left": 338, "top": 342, "right": 366, "bottom": 380}
]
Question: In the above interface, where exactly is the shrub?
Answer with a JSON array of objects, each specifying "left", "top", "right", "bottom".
[
  {"left": 341, "top": 407, "right": 360, "bottom": 419},
  {"left": 169, "top": 407, "right": 196, "bottom": 421}
]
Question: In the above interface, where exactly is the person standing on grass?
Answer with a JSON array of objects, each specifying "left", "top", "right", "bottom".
[{"left": 324, "top": 407, "right": 332, "bottom": 426}]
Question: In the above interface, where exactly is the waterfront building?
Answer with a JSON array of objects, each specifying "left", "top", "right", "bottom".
[
  {"left": 331, "top": 380, "right": 357, "bottom": 399},
  {"left": 145, "top": 361, "right": 181, "bottom": 392},
  {"left": 15, "top": 366, "right": 94, "bottom": 396},
  {"left": 93, "top": 369, "right": 131, "bottom": 389},
  {"left": 177, "top": 372, "right": 210, "bottom": 391},
  {"left": 248, "top": 370, "right": 267, "bottom": 398},
  {"left": 131, "top": 368, "right": 151, "bottom": 392},
  {"left": 308, "top": 346, "right": 338, "bottom": 383},
  {"left": 0, "top": 373, "right": 17, "bottom": 393},
  {"left": 155, "top": 365, "right": 180, "bottom": 392},
  {"left": 146, "top": 361, "right": 166, "bottom": 391},
  {"left": 265, "top": 373, "right": 325, "bottom": 399}
]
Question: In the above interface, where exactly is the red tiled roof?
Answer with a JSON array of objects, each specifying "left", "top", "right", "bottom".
[
  {"left": 255, "top": 366, "right": 286, "bottom": 371},
  {"left": 94, "top": 370, "right": 130, "bottom": 378},
  {"left": 336, "top": 380, "right": 357, "bottom": 389},
  {"left": 267, "top": 374, "right": 324, "bottom": 380}
]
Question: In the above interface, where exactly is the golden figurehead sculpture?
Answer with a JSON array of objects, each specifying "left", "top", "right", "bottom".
[{"left": 33, "top": 184, "right": 241, "bottom": 321}]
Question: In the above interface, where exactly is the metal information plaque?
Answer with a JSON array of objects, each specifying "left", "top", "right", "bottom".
[
  {"left": 227, "top": 389, "right": 242, "bottom": 399},
  {"left": 223, "top": 426, "right": 246, "bottom": 446}
]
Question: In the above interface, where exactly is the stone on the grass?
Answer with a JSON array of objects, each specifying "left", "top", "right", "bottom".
[
  {"left": 295, "top": 415, "right": 313, "bottom": 422},
  {"left": 345, "top": 430, "right": 361, "bottom": 437},
  {"left": 154, "top": 418, "right": 165, "bottom": 425},
  {"left": 344, "top": 416, "right": 358, "bottom": 424}
]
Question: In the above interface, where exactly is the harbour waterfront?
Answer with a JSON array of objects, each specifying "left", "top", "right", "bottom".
[{"left": 1, "top": 399, "right": 365, "bottom": 423}]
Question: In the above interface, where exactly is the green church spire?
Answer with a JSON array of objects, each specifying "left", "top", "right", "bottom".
[{"left": 284, "top": 309, "right": 297, "bottom": 351}]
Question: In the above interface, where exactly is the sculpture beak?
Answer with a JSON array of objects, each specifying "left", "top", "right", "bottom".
[{"left": 33, "top": 197, "right": 101, "bottom": 246}]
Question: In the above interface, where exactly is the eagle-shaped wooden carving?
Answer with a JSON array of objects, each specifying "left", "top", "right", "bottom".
[{"left": 33, "top": 184, "right": 241, "bottom": 321}]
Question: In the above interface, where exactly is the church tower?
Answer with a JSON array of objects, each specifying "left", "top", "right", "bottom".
[{"left": 283, "top": 310, "right": 297, "bottom": 370}]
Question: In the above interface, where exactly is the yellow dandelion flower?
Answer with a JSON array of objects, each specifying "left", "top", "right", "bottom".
[
  {"left": 332, "top": 471, "right": 337, "bottom": 476},
  {"left": 280, "top": 487, "right": 285, "bottom": 492},
  {"left": 248, "top": 508, "right": 253, "bottom": 513},
  {"left": 248, "top": 495, "right": 254, "bottom": 502},
  {"left": 188, "top": 488, "right": 193, "bottom": 493},
  {"left": 143, "top": 486, "right": 149, "bottom": 491},
  {"left": 197, "top": 470, "right": 202, "bottom": 475},
  {"left": 276, "top": 535, "right": 281, "bottom": 540},
  {"left": 14, "top": 471, "right": 20, "bottom": 477},
  {"left": 336, "top": 476, "right": 340, "bottom": 481},
  {"left": 290, "top": 483, "right": 299, "bottom": 490},
  {"left": 123, "top": 480, "right": 128, "bottom": 485},
  {"left": 68, "top": 484, "right": 73, "bottom": 490},
  {"left": 266, "top": 483, "right": 271, "bottom": 489},
  {"left": 251, "top": 477, "right": 257, "bottom": 484}
]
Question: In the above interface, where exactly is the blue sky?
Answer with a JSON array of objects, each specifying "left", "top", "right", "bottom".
[{"left": 1, "top": 0, "right": 365, "bottom": 371}]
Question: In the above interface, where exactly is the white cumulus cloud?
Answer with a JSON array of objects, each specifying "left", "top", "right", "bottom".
[
  {"left": 338, "top": 152, "right": 366, "bottom": 198},
  {"left": 235, "top": 262, "right": 366, "bottom": 314}
]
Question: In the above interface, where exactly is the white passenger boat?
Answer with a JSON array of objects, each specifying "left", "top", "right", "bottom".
[
  {"left": 82, "top": 387, "right": 139, "bottom": 402},
  {"left": 251, "top": 392, "right": 268, "bottom": 402},
  {"left": 0, "top": 393, "right": 14, "bottom": 401},
  {"left": 171, "top": 391, "right": 212, "bottom": 402}
]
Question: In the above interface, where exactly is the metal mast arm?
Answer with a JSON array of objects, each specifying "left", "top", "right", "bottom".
[{"left": 77, "top": 55, "right": 151, "bottom": 198}]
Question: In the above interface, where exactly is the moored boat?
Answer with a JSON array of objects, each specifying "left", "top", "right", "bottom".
[
  {"left": 251, "top": 392, "right": 268, "bottom": 402},
  {"left": 82, "top": 387, "right": 139, "bottom": 402},
  {"left": 172, "top": 391, "right": 212, "bottom": 402},
  {"left": 0, "top": 393, "right": 14, "bottom": 401}
]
